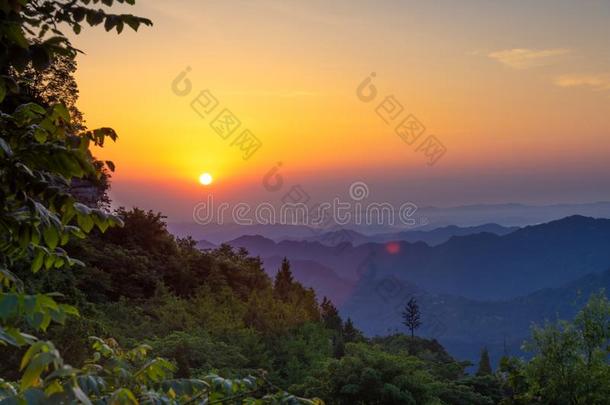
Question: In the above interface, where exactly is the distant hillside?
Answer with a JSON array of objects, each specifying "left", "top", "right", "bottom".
[
  {"left": 370, "top": 215, "right": 610, "bottom": 299},
  {"left": 196, "top": 239, "right": 217, "bottom": 250},
  {"left": 370, "top": 223, "right": 518, "bottom": 245},
  {"left": 168, "top": 223, "right": 316, "bottom": 244},
  {"left": 291, "top": 223, "right": 518, "bottom": 247},
  {"left": 342, "top": 268, "right": 610, "bottom": 365},
  {"left": 416, "top": 201, "right": 610, "bottom": 228},
  {"left": 229, "top": 216, "right": 610, "bottom": 300},
  {"left": 168, "top": 202, "right": 610, "bottom": 242}
]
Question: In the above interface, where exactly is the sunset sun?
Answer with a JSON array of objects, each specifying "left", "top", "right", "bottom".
[{"left": 199, "top": 172, "right": 213, "bottom": 186}]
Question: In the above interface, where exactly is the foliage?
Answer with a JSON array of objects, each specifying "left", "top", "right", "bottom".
[
  {"left": 294, "top": 342, "right": 436, "bottom": 405},
  {"left": 0, "top": 0, "right": 149, "bottom": 399},
  {"left": 0, "top": 337, "right": 324, "bottom": 404},
  {"left": 476, "top": 347, "right": 492, "bottom": 376},
  {"left": 499, "top": 291, "right": 610, "bottom": 405}
]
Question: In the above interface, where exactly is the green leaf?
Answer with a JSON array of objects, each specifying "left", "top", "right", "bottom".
[
  {"left": 31, "top": 248, "right": 45, "bottom": 273},
  {"left": 34, "top": 127, "right": 48, "bottom": 143},
  {"left": 21, "top": 351, "right": 56, "bottom": 389},
  {"left": 109, "top": 388, "right": 138, "bottom": 405},
  {"left": 42, "top": 226, "right": 59, "bottom": 250},
  {"left": 52, "top": 104, "right": 70, "bottom": 122},
  {"left": 44, "top": 254, "right": 56, "bottom": 270},
  {"left": 77, "top": 214, "right": 94, "bottom": 233}
]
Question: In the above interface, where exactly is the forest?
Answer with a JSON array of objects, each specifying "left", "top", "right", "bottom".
[{"left": 1, "top": 1, "right": 609, "bottom": 404}]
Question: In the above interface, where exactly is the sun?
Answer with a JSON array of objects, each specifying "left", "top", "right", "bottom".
[{"left": 199, "top": 172, "right": 213, "bottom": 186}]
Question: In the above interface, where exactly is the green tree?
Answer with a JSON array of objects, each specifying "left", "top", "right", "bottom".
[
  {"left": 320, "top": 297, "right": 342, "bottom": 332},
  {"left": 500, "top": 291, "right": 610, "bottom": 405},
  {"left": 296, "top": 342, "right": 477, "bottom": 405},
  {"left": 477, "top": 347, "right": 492, "bottom": 376},
  {"left": 274, "top": 257, "right": 294, "bottom": 302},
  {"left": 343, "top": 317, "right": 364, "bottom": 343}
]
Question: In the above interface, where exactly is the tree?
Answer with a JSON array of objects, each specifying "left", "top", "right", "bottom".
[
  {"left": 402, "top": 297, "right": 422, "bottom": 338},
  {"left": 343, "top": 317, "right": 364, "bottom": 343},
  {"left": 499, "top": 291, "right": 610, "bottom": 405},
  {"left": 295, "top": 342, "right": 491, "bottom": 405},
  {"left": 476, "top": 347, "right": 492, "bottom": 376},
  {"left": 14, "top": 51, "right": 84, "bottom": 131},
  {"left": 274, "top": 257, "right": 294, "bottom": 302},
  {"left": 320, "top": 296, "right": 342, "bottom": 332}
]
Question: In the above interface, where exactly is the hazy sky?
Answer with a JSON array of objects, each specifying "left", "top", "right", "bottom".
[{"left": 71, "top": 0, "right": 610, "bottom": 220}]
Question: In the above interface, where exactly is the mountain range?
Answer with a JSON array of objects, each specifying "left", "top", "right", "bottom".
[
  {"left": 169, "top": 201, "right": 610, "bottom": 243},
  {"left": 281, "top": 223, "right": 518, "bottom": 247},
  {"left": 223, "top": 215, "right": 610, "bottom": 363},
  {"left": 228, "top": 216, "right": 610, "bottom": 300}
]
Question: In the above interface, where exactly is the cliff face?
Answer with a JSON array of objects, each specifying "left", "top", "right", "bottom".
[{"left": 69, "top": 178, "right": 106, "bottom": 208}]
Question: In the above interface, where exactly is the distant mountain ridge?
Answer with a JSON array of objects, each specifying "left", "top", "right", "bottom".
[
  {"left": 228, "top": 216, "right": 610, "bottom": 300},
  {"left": 285, "top": 223, "right": 518, "bottom": 247},
  {"left": 168, "top": 201, "right": 610, "bottom": 243}
]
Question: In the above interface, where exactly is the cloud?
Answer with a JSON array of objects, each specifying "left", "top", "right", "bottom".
[
  {"left": 553, "top": 74, "right": 610, "bottom": 91},
  {"left": 488, "top": 48, "right": 570, "bottom": 69}
]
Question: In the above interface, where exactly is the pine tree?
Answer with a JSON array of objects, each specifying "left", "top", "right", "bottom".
[
  {"left": 343, "top": 318, "right": 364, "bottom": 343},
  {"left": 320, "top": 297, "right": 343, "bottom": 332},
  {"left": 402, "top": 297, "right": 422, "bottom": 338},
  {"left": 274, "top": 257, "right": 294, "bottom": 302},
  {"left": 477, "top": 346, "right": 493, "bottom": 376}
]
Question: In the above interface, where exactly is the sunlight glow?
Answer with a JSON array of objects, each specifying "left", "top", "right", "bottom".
[{"left": 199, "top": 172, "right": 213, "bottom": 186}]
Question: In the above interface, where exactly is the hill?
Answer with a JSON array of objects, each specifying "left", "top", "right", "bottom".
[
  {"left": 283, "top": 223, "right": 518, "bottom": 247},
  {"left": 230, "top": 216, "right": 610, "bottom": 300},
  {"left": 343, "top": 267, "right": 610, "bottom": 365}
]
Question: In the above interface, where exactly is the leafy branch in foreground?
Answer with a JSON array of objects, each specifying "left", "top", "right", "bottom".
[
  {"left": 0, "top": 337, "right": 325, "bottom": 404},
  {"left": 1, "top": 0, "right": 140, "bottom": 401}
]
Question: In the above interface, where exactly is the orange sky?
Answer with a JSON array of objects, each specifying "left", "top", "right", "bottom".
[{"left": 69, "top": 0, "right": 610, "bottom": 219}]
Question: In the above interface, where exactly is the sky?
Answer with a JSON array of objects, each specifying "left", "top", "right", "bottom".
[{"left": 70, "top": 0, "right": 610, "bottom": 221}]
